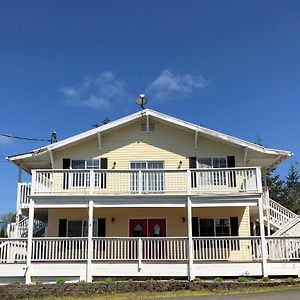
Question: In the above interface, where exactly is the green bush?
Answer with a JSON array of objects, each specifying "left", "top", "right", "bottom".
[
  {"left": 285, "top": 277, "right": 295, "bottom": 283},
  {"left": 10, "top": 280, "right": 21, "bottom": 286},
  {"left": 237, "top": 277, "right": 255, "bottom": 282},
  {"left": 262, "top": 277, "right": 270, "bottom": 282},
  {"left": 213, "top": 277, "right": 224, "bottom": 282},
  {"left": 193, "top": 277, "right": 202, "bottom": 283},
  {"left": 56, "top": 277, "right": 65, "bottom": 285},
  {"left": 103, "top": 277, "right": 113, "bottom": 283},
  {"left": 35, "top": 280, "right": 43, "bottom": 286}
]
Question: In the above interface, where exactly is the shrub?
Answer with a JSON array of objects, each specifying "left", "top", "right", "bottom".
[
  {"left": 213, "top": 277, "right": 224, "bottom": 282},
  {"left": 193, "top": 277, "right": 202, "bottom": 283},
  {"left": 56, "top": 277, "right": 65, "bottom": 285},
  {"left": 35, "top": 280, "right": 43, "bottom": 286},
  {"left": 103, "top": 277, "right": 113, "bottom": 283},
  {"left": 285, "top": 277, "right": 295, "bottom": 283},
  {"left": 237, "top": 277, "right": 255, "bottom": 282},
  {"left": 262, "top": 277, "right": 270, "bottom": 282},
  {"left": 11, "top": 280, "right": 21, "bottom": 286}
]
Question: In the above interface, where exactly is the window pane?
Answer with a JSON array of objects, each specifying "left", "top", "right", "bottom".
[
  {"left": 199, "top": 219, "right": 214, "bottom": 236},
  {"left": 147, "top": 161, "right": 164, "bottom": 169},
  {"left": 68, "top": 220, "right": 82, "bottom": 237},
  {"left": 72, "top": 160, "right": 85, "bottom": 169},
  {"left": 198, "top": 158, "right": 212, "bottom": 168},
  {"left": 215, "top": 219, "right": 230, "bottom": 236},
  {"left": 213, "top": 158, "right": 227, "bottom": 168},
  {"left": 130, "top": 162, "right": 147, "bottom": 169},
  {"left": 86, "top": 160, "right": 100, "bottom": 169}
]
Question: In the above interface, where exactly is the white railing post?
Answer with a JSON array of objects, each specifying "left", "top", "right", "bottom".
[
  {"left": 256, "top": 167, "right": 263, "bottom": 193},
  {"left": 31, "top": 170, "right": 36, "bottom": 195},
  {"left": 258, "top": 195, "right": 268, "bottom": 277},
  {"left": 187, "top": 197, "right": 194, "bottom": 280},
  {"left": 138, "top": 170, "right": 143, "bottom": 194},
  {"left": 86, "top": 200, "right": 94, "bottom": 282},
  {"left": 90, "top": 170, "right": 95, "bottom": 195},
  {"left": 138, "top": 238, "right": 142, "bottom": 270},
  {"left": 187, "top": 170, "right": 191, "bottom": 194},
  {"left": 25, "top": 200, "right": 34, "bottom": 284}
]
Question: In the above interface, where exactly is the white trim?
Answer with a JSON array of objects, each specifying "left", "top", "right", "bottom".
[{"left": 7, "top": 109, "right": 292, "bottom": 168}]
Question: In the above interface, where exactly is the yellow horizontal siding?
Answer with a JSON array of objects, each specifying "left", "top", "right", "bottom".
[
  {"left": 53, "top": 119, "right": 244, "bottom": 170},
  {"left": 47, "top": 206, "right": 249, "bottom": 238}
]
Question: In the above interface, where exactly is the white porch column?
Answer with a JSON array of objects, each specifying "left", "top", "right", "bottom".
[
  {"left": 15, "top": 167, "right": 23, "bottom": 236},
  {"left": 187, "top": 197, "right": 195, "bottom": 280},
  {"left": 25, "top": 200, "right": 34, "bottom": 284},
  {"left": 86, "top": 200, "right": 94, "bottom": 282},
  {"left": 258, "top": 195, "right": 268, "bottom": 277}
]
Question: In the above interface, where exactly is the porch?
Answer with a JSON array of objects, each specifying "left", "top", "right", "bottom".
[
  {"left": 18, "top": 167, "right": 262, "bottom": 207},
  {"left": 0, "top": 236, "right": 299, "bottom": 283}
]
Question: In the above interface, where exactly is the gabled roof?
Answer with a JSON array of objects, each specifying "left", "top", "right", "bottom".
[{"left": 7, "top": 109, "right": 293, "bottom": 172}]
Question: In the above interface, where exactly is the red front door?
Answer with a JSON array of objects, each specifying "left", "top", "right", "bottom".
[
  {"left": 129, "top": 219, "right": 148, "bottom": 237},
  {"left": 129, "top": 219, "right": 166, "bottom": 237},
  {"left": 148, "top": 219, "right": 166, "bottom": 237}
]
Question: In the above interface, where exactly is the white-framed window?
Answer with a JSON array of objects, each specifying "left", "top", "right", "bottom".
[
  {"left": 199, "top": 218, "right": 231, "bottom": 237},
  {"left": 67, "top": 220, "right": 97, "bottom": 237},
  {"left": 198, "top": 157, "right": 227, "bottom": 169},
  {"left": 130, "top": 161, "right": 164, "bottom": 193},
  {"left": 71, "top": 159, "right": 100, "bottom": 170}
]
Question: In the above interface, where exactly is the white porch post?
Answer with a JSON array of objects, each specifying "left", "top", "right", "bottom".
[
  {"left": 258, "top": 195, "right": 268, "bottom": 277},
  {"left": 15, "top": 167, "right": 23, "bottom": 237},
  {"left": 25, "top": 200, "right": 34, "bottom": 284},
  {"left": 86, "top": 200, "right": 94, "bottom": 282},
  {"left": 187, "top": 197, "right": 194, "bottom": 280}
]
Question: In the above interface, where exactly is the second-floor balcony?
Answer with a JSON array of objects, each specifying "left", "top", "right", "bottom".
[{"left": 18, "top": 167, "right": 263, "bottom": 206}]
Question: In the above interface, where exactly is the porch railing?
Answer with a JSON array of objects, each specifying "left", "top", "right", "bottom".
[
  {"left": 3, "top": 236, "right": 298, "bottom": 263},
  {"left": 25, "top": 167, "right": 261, "bottom": 201}
]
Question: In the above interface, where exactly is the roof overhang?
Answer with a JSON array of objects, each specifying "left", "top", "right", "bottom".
[{"left": 7, "top": 109, "right": 293, "bottom": 173}]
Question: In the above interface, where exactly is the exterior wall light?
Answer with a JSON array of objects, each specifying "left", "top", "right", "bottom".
[
  {"left": 112, "top": 162, "right": 116, "bottom": 169},
  {"left": 178, "top": 161, "right": 183, "bottom": 169},
  {"left": 111, "top": 218, "right": 115, "bottom": 224},
  {"left": 182, "top": 217, "right": 186, "bottom": 223}
]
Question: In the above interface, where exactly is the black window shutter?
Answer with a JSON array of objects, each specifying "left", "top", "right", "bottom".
[
  {"left": 227, "top": 156, "right": 236, "bottom": 187},
  {"left": 189, "top": 157, "right": 197, "bottom": 188},
  {"left": 100, "top": 158, "right": 108, "bottom": 169},
  {"left": 63, "top": 158, "right": 71, "bottom": 169},
  {"left": 189, "top": 157, "right": 197, "bottom": 168},
  {"left": 100, "top": 158, "right": 108, "bottom": 189},
  {"left": 62, "top": 159, "right": 71, "bottom": 189},
  {"left": 58, "top": 219, "right": 67, "bottom": 237},
  {"left": 227, "top": 156, "right": 235, "bottom": 167},
  {"left": 230, "top": 217, "right": 239, "bottom": 250},
  {"left": 230, "top": 217, "right": 239, "bottom": 236},
  {"left": 192, "top": 217, "right": 199, "bottom": 237},
  {"left": 97, "top": 218, "right": 106, "bottom": 237}
]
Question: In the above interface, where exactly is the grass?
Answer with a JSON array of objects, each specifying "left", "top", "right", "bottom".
[{"left": 26, "top": 284, "right": 300, "bottom": 300}]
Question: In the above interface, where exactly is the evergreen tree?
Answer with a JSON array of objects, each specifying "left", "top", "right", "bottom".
[
  {"left": 267, "top": 172, "right": 285, "bottom": 205},
  {"left": 0, "top": 228, "right": 5, "bottom": 238},
  {"left": 285, "top": 164, "right": 300, "bottom": 214}
]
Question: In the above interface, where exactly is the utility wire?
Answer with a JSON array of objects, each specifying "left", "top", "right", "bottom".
[{"left": 0, "top": 133, "right": 51, "bottom": 142}]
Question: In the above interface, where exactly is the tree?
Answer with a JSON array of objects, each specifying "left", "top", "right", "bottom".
[
  {"left": 284, "top": 164, "right": 300, "bottom": 214},
  {"left": 0, "top": 212, "right": 16, "bottom": 223},
  {"left": 267, "top": 171, "right": 285, "bottom": 205}
]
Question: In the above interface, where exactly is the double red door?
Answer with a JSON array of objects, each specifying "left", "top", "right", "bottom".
[{"left": 129, "top": 219, "right": 166, "bottom": 237}]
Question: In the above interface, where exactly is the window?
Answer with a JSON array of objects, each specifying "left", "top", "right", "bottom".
[
  {"left": 215, "top": 219, "right": 230, "bottom": 236},
  {"left": 130, "top": 161, "right": 164, "bottom": 193},
  {"left": 71, "top": 159, "right": 100, "bottom": 169},
  {"left": 67, "top": 220, "right": 97, "bottom": 237},
  {"left": 199, "top": 219, "right": 214, "bottom": 236},
  {"left": 198, "top": 218, "right": 231, "bottom": 237},
  {"left": 197, "top": 157, "right": 228, "bottom": 186},
  {"left": 198, "top": 157, "right": 227, "bottom": 169}
]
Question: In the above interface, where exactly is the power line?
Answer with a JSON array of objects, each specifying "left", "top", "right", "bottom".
[{"left": 0, "top": 133, "right": 51, "bottom": 142}]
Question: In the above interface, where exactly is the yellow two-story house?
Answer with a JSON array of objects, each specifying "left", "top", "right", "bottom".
[{"left": 2, "top": 109, "right": 300, "bottom": 284}]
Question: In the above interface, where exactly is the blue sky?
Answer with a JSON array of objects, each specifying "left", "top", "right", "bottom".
[{"left": 0, "top": 0, "right": 300, "bottom": 214}]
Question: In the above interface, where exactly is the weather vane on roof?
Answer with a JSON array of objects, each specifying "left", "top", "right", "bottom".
[{"left": 135, "top": 94, "right": 148, "bottom": 110}]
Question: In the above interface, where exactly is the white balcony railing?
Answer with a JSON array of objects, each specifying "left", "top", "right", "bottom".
[
  {"left": 24, "top": 167, "right": 261, "bottom": 201},
  {"left": 1, "top": 236, "right": 300, "bottom": 264}
]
